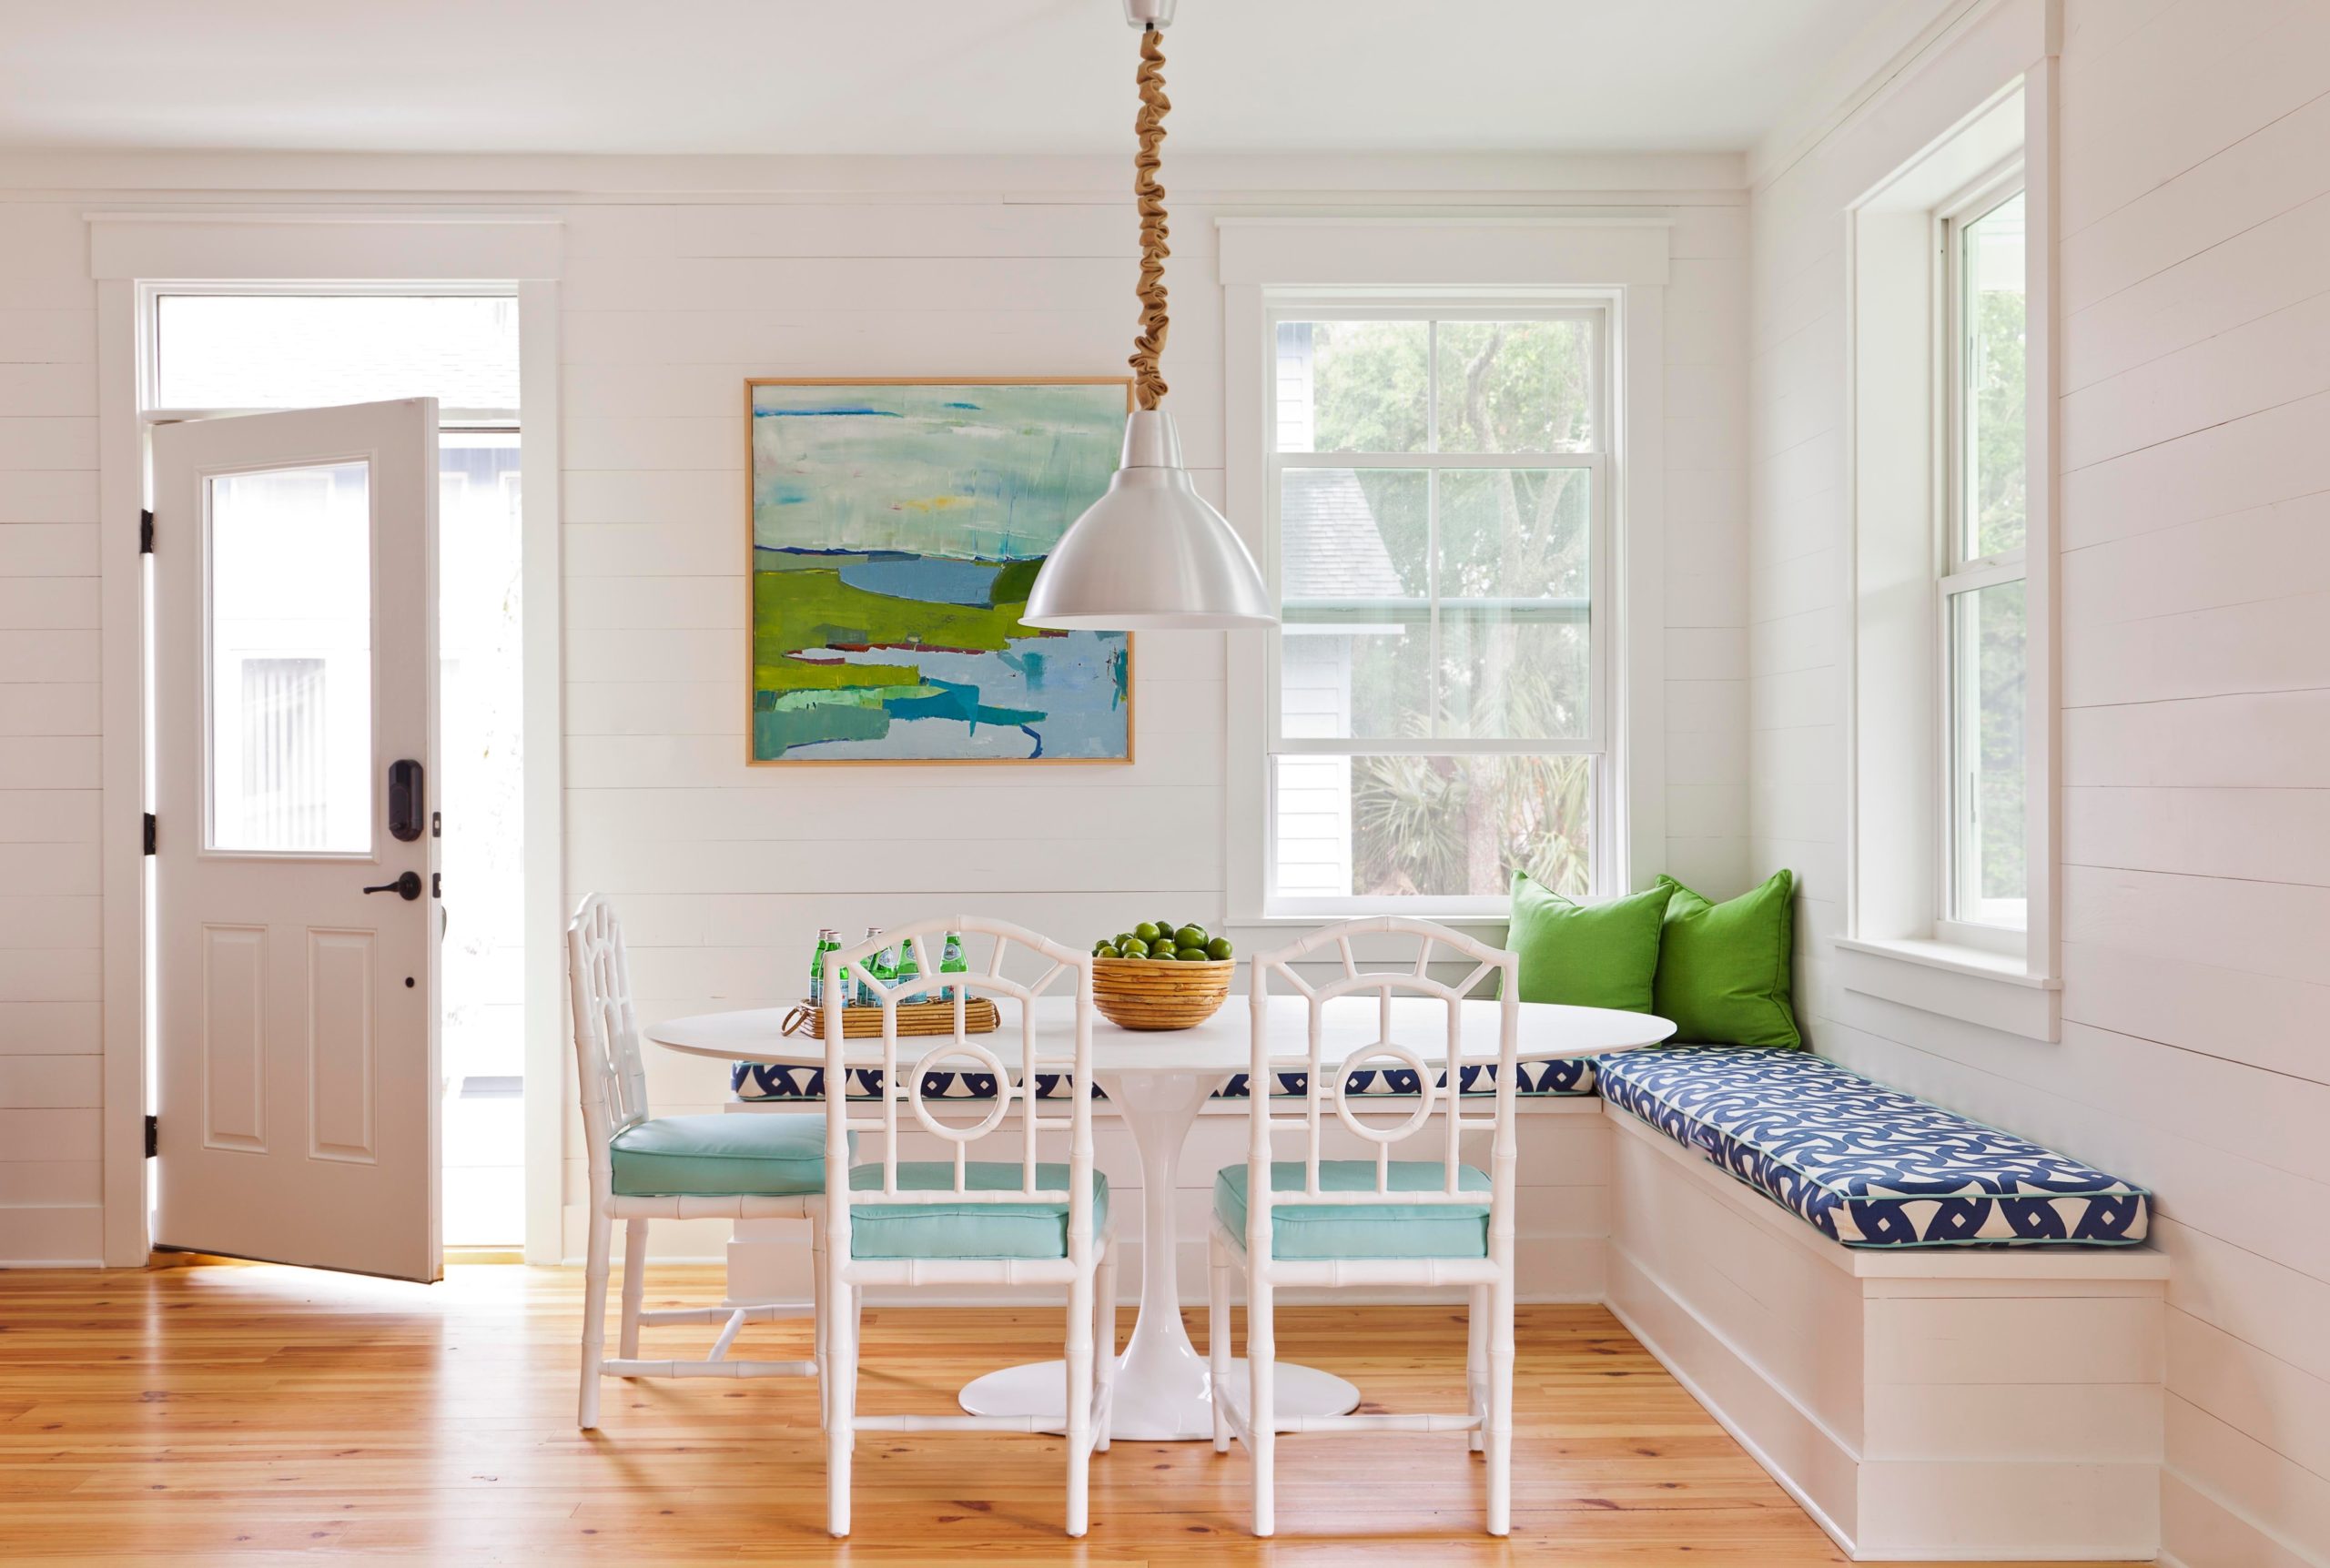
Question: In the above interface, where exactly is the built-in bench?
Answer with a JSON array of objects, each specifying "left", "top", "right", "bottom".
[
  {"left": 1596, "top": 1047, "right": 2163, "bottom": 1563},
  {"left": 724, "top": 1043, "right": 2164, "bottom": 1562}
]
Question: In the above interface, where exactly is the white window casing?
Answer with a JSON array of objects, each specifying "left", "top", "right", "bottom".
[
  {"left": 1217, "top": 214, "right": 1672, "bottom": 937},
  {"left": 1839, "top": 66, "right": 2061, "bottom": 1041}
]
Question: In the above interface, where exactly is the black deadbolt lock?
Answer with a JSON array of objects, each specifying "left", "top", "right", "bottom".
[{"left": 388, "top": 759, "right": 425, "bottom": 843}]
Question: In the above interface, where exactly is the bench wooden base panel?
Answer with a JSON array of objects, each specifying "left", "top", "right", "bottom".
[{"left": 1606, "top": 1107, "right": 2165, "bottom": 1563}]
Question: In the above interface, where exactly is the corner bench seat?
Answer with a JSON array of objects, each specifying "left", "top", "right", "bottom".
[{"left": 1597, "top": 1046, "right": 2150, "bottom": 1248}]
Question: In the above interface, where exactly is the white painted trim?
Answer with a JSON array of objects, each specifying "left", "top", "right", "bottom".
[
  {"left": 518, "top": 280, "right": 566, "bottom": 1266},
  {"left": 1839, "top": 27, "right": 2059, "bottom": 1035},
  {"left": 1218, "top": 216, "right": 1671, "bottom": 288},
  {"left": 95, "top": 281, "right": 146, "bottom": 1267},
  {"left": 1748, "top": 1, "right": 2041, "bottom": 192},
  {"left": 87, "top": 212, "right": 562, "bottom": 280},
  {"left": 10, "top": 149, "right": 1749, "bottom": 199},
  {"left": 1617, "top": 282, "right": 1667, "bottom": 895},
  {"left": 1838, "top": 940, "right": 2062, "bottom": 1042}
]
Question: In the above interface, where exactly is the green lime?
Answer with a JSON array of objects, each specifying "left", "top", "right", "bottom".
[
  {"left": 1095, "top": 944, "right": 1120, "bottom": 959},
  {"left": 1176, "top": 946, "right": 1208, "bottom": 962},
  {"left": 1119, "top": 937, "right": 1149, "bottom": 957},
  {"left": 1205, "top": 936, "right": 1233, "bottom": 960},
  {"left": 1133, "top": 921, "right": 1161, "bottom": 943},
  {"left": 1174, "top": 925, "right": 1207, "bottom": 949}
]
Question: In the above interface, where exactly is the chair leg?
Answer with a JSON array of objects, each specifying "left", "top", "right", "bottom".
[
  {"left": 577, "top": 1201, "right": 613, "bottom": 1430},
  {"left": 1065, "top": 1266, "right": 1095, "bottom": 1538},
  {"left": 810, "top": 1226, "right": 830, "bottom": 1431},
  {"left": 1486, "top": 1275, "right": 1514, "bottom": 1537},
  {"left": 1208, "top": 1231, "right": 1232, "bottom": 1454},
  {"left": 617, "top": 1217, "right": 648, "bottom": 1361},
  {"left": 826, "top": 1257, "right": 856, "bottom": 1538},
  {"left": 1248, "top": 1276, "right": 1275, "bottom": 1537},
  {"left": 1467, "top": 1281, "right": 1489, "bottom": 1455},
  {"left": 1093, "top": 1240, "right": 1119, "bottom": 1453}
]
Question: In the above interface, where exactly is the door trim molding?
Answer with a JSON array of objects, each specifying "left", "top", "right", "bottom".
[{"left": 91, "top": 214, "right": 566, "bottom": 1268}]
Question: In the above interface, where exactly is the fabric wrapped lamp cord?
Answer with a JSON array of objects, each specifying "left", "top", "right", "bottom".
[{"left": 1021, "top": 0, "right": 1276, "bottom": 632}]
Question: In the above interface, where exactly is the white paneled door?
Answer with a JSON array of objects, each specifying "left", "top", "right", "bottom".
[{"left": 151, "top": 400, "right": 442, "bottom": 1282}]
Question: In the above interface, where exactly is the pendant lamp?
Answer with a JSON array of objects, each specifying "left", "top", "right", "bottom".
[{"left": 1022, "top": 0, "right": 1276, "bottom": 631}]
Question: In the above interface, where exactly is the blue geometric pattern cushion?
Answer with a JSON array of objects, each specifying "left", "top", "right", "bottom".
[
  {"left": 732, "top": 1057, "right": 1597, "bottom": 1102},
  {"left": 1596, "top": 1047, "right": 2150, "bottom": 1248}
]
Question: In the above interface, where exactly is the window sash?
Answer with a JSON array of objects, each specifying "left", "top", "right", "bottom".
[
  {"left": 1937, "top": 173, "right": 2028, "bottom": 932},
  {"left": 1261, "top": 304, "right": 1613, "bottom": 906}
]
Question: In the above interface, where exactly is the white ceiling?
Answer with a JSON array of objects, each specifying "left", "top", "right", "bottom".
[{"left": 0, "top": 0, "right": 1878, "bottom": 157}]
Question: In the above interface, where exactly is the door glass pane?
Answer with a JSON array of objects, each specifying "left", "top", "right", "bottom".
[
  {"left": 1434, "top": 319, "right": 1596, "bottom": 452},
  {"left": 1275, "top": 320, "right": 1429, "bottom": 452},
  {"left": 156, "top": 295, "right": 519, "bottom": 412},
  {"left": 207, "top": 461, "right": 372, "bottom": 854},
  {"left": 1279, "top": 468, "right": 1428, "bottom": 739},
  {"left": 1950, "top": 577, "right": 2026, "bottom": 926},
  {"left": 1960, "top": 192, "right": 2026, "bottom": 559},
  {"left": 1276, "top": 753, "right": 1593, "bottom": 900}
]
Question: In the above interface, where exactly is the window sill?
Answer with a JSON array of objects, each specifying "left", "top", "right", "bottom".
[
  {"left": 1231, "top": 909, "right": 1513, "bottom": 933},
  {"left": 1833, "top": 936, "right": 2060, "bottom": 1042}
]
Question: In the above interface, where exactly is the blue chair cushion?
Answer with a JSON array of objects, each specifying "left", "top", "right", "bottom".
[
  {"left": 1213, "top": 1161, "right": 1493, "bottom": 1259},
  {"left": 608, "top": 1112, "right": 827, "bottom": 1198},
  {"left": 733, "top": 1057, "right": 1599, "bottom": 1102},
  {"left": 1596, "top": 1047, "right": 2151, "bottom": 1248},
  {"left": 846, "top": 1162, "right": 1109, "bottom": 1260}
]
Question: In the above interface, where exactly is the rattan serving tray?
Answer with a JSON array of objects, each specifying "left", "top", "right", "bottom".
[{"left": 779, "top": 996, "right": 1001, "bottom": 1038}]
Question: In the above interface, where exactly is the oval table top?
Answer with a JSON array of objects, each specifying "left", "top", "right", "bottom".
[{"left": 646, "top": 994, "right": 1675, "bottom": 1076}]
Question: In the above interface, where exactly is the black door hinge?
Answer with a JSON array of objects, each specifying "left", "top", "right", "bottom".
[
  {"left": 143, "top": 813, "right": 157, "bottom": 855},
  {"left": 145, "top": 1115, "right": 157, "bottom": 1158},
  {"left": 139, "top": 510, "right": 154, "bottom": 554}
]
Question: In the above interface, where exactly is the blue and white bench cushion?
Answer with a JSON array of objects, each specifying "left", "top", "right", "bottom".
[
  {"left": 1596, "top": 1046, "right": 2151, "bottom": 1249},
  {"left": 732, "top": 1057, "right": 1597, "bottom": 1102}
]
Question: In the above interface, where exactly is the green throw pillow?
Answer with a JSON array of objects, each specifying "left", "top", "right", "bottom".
[
  {"left": 1650, "top": 869, "right": 1800, "bottom": 1047},
  {"left": 1507, "top": 872, "right": 1668, "bottom": 1013}
]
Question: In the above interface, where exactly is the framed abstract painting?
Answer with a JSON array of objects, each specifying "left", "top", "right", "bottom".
[{"left": 745, "top": 378, "right": 1135, "bottom": 764}]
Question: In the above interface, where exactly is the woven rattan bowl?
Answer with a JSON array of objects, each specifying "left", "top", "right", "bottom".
[{"left": 1091, "top": 956, "right": 1235, "bottom": 1030}]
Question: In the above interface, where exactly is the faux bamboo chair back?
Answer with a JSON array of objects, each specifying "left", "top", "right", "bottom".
[
  {"left": 1245, "top": 916, "right": 1520, "bottom": 1250},
  {"left": 568, "top": 893, "right": 651, "bottom": 1178},
  {"left": 820, "top": 917, "right": 1099, "bottom": 1261}
]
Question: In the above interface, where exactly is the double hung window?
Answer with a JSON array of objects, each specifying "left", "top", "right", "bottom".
[{"left": 1264, "top": 308, "right": 1609, "bottom": 914}]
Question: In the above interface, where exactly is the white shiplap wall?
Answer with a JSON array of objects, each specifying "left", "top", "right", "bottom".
[
  {"left": 1746, "top": 3, "right": 2330, "bottom": 1564},
  {"left": 0, "top": 153, "right": 1749, "bottom": 1269},
  {"left": 0, "top": 197, "right": 104, "bottom": 1266}
]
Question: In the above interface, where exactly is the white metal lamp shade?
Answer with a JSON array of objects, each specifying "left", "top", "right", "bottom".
[{"left": 1022, "top": 409, "right": 1275, "bottom": 630}]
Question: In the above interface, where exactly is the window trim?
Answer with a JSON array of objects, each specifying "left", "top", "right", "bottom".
[
  {"left": 1840, "top": 70, "right": 2060, "bottom": 1041},
  {"left": 1259, "top": 295, "right": 1616, "bottom": 919}
]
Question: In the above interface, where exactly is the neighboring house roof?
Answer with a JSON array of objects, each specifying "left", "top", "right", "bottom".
[{"left": 1280, "top": 467, "right": 1405, "bottom": 600}]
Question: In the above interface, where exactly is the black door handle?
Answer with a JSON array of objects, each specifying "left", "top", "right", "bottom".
[{"left": 363, "top": 871, "right": 423, "bottom": 901}]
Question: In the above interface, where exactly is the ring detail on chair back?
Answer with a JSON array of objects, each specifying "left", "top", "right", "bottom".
[
  {"left": 815, "top": 917, "right": 1119, "bottom": 1541},
  {"left": 1210, "top": 916, "right": 1521, "bottom": 1538}
]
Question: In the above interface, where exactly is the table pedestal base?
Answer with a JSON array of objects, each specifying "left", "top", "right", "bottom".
[{"left": 959, "top": 1356, "right": 1359, "bottom": 1442}]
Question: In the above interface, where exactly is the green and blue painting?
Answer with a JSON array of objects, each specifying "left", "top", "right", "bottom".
[{"left": 749, "top": 380, "right": 1132, "bottom": 763}]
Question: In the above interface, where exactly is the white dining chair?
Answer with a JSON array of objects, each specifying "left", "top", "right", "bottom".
[
  {"left": 1208, "top": 916, "right": 1521, "bottom": 1536},
  {"left": 818, "top": 916, "right": 1118, "bottom": 1539},
  {"left": 568, "top": 893, "right": 828, "bottom": 1430}
]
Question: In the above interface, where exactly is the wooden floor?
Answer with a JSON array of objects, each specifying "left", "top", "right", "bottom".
[{"left": 0, "top": 1262, "right": 2143, "bottom": 1565}]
